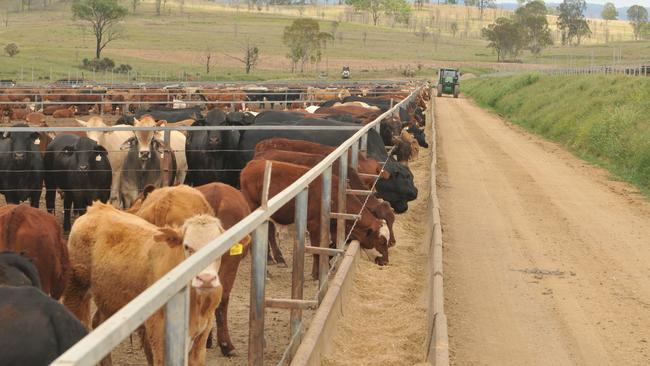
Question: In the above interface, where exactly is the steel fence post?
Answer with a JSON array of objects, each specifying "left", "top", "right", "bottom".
[
  {"left": 336, "top": 153, "right": 348, "bottom": 250},
  {"left": 318, "top": 166, "right": 332, "bottom": 302},
  {"left": 289, "top": 188, "right": 308, "bottom": 360},
  {"left": 164, "top": 285, "right": 189, "bottom": 366},
  {"left": 249, "top": 221, "right": 269, "bottom": 366}
]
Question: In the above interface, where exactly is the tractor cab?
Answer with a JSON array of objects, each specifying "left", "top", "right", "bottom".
[
  {"left": 436, "top": 68, "right": 460, "bottom": 98},
  {"left": 341, "top": 66, "right": 351, "bottom": 79}
]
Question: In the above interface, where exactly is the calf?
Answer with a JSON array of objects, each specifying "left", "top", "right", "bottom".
[
  {"left": 76, "top": 117, "right": 132, "bottom": 206},
  {"left": 119, "top": 116, "right": 176, "bottom": 208},
  {"left": 0, "top": 205, "right": 70, "bottom": 299},
  {"left": 63, "top": 202, "right": 225, "bottom": 365},
  {"left": 0, "top": 287, "right": 88, "bottom": 366},
  {"left": 10, "top": 108, "right": 31, "bottom": 121},
  {"left": 0, "top": 123, "right": 43, "bottom": 207},
  {"left": 52, "top": 106, "right": 77, "bottom": 118},
  {"left": 44, "top": 134, "right": 112, "bottom": 231},
  {"left": 0, "top": 251, "right": 41, "bottom": 288},
  {"left": 26, "top": 112, "right": 46, "bottom": 125},
  {"left": 241, "top": 160, "right": 390, "bottom": 280}
]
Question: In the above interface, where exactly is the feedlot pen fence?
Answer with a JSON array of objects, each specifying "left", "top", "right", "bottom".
[{"left": 18, "top": 84, "right": 426, "bottom": 366}]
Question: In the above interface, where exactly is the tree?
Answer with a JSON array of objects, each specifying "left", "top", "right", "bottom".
[
  {"left": 72, "top": 0, "right": 128, "bottom": 59},
  {"left": 282, "top": 18, "right": 333, "bottom": 73},
  {"left": 515, "top": 0, "right": 552, "bottom": 55},
  {"left": 4, "top": 43, "right": 19, "bottom": 57},
  {"left": 557, "top": 0, "right": 591, "bottom": 45},
  {"left": 628, "top": 5, "right": 648, "bottom": 41},
  {"left": 131, "top": 0, "right": 140, "bottom": 13},
  {"left": 450, "top": 21, "right": 458, "bottom": 37},
  {"left": 601, "top": 2, "right": 617, "bottom": 20},
  {"left": 226, "top": 41, "right": 261, "bottom": 74},
  {"left": 481, "top": 17, "right": 525, "bottom": 61},
  {"left": 345, "top": 0, "right": 411, "bottom": 26}
]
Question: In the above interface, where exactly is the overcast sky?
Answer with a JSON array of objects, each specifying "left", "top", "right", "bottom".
[{"left": 495, "top": 0, "right": 650, "bottom": 6}]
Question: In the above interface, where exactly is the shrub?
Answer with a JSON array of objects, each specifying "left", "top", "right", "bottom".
[
  {"left": 81, "top": 57, "right": 116, "bottom": 72},
  {"left": 4, "top": 43, "right": 19, "bottom": 57}
]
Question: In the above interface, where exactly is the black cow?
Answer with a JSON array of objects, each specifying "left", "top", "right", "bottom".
[
  {"left": 0, "top": 123, "right": 43, "bottom": 207},
  {"left": 0, "top": 251, "right": 41, "bottom": 288},
  {"left": 134, "top": 105, "right": 203, "bottom": 122},
  {"left": 225, "top": 111, "right": 256, "bottom": 126},
  {"left": 119, "top": 132, "right": 177, "bottom": 208},
  {"left": 237, "top": 112, "right": 418, "bottom": 213},
  {"left": 184, "top": 109, "right": 240, "bottom": 187},
  {"left": 0, "top": 286, "right": 88, "bottom": 366},
  {"left": 44, "top": 134, "right": 112, "bottom": 231}
]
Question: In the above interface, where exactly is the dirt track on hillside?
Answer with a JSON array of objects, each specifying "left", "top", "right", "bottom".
[{"left": 437, "top": 97, "right": 650, "bottom": 365}]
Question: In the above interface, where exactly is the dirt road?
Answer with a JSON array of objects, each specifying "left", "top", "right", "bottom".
[{"left": 437, "top": 97, "right": 650, "bottom": 366}]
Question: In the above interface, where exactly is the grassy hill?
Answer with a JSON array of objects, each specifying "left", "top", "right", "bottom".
[
  {"left": 463, "top": 74, "right": 650, "bottom": 194},
  {"left": 0, "top": 0, "right": 649, "bottom": 82}
]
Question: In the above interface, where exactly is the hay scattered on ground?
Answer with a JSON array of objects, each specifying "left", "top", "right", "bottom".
[{"left": 322, "top": 143, "right": 431, "bottom": 366}]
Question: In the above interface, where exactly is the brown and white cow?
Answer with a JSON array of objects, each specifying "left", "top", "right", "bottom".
[{"left": 63, "top": 202, "right": 226, "bottom": 365}]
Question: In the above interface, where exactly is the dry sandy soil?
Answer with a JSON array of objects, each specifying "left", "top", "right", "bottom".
[{"left": 437, "top": 96, "right": 650, "bottom": 365}]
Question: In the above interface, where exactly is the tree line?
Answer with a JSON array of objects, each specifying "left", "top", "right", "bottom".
[{"left": 482, "top": 0, "right": 650, "bottom": 62}]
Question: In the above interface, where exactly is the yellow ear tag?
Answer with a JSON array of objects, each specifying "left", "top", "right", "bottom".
[
  {"left": 95, "top": 155, "right": 102, "bottom": 162},
  {"left": 34, "top": 138, "right": 40, "bottom": 145},
  {"left": 229, "top": 243, "right": 243, "bottom": 256}
]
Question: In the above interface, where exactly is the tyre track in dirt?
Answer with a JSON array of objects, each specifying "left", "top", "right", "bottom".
[{"left": 437, "top": 97, "right": 650, "bottom": 366}]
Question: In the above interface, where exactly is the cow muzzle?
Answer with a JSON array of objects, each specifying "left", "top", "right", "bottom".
[
  {"left": 139, "top": 151, "right": 151, "bottom": 160},
  {"left": 13, "top": 152, "right": 25, "bottom": 161},
  {"left": 79, "top": 164, "right": 89, "bottom": 171},
  {"left": 192, "top": 273, "right": 221, "bottom": 290},
  {"left": 208, "top": 136, "right": 220, "bottom": 146}
]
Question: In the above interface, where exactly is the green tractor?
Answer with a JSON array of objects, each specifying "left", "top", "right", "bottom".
[{"left": 436, "top": 68, "right": 460, "bottom": 98}]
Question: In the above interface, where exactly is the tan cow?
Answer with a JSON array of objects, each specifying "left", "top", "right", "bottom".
[
  {"left": 129, "top": 183, "right": 251, "bottom": 357},
  {"left": 63, "top": 202, "right": 226, "bottom": 365}
]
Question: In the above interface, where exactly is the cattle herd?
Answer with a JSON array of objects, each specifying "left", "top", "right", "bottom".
[{"left": 0, "top": 82, "right": 431, "bottom": 365}]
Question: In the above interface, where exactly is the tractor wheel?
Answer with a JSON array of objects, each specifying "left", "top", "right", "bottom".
[
  {"left": 453, "top": 85, "right": 459, "bottom": 98},
  {"left": 437, "top": 84, "right": 443, "bottom": 97}
]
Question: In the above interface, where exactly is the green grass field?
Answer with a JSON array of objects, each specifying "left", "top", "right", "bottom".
[
  {"left": 1, "top": 1, "right": 650, "bottom": 82},
  {"left": 463, "top": 73, "right": 650, "bottom": 194}
]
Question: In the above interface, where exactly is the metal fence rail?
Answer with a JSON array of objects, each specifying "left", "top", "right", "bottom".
[{"left": 50, "top": 84, "right": 424, "bottom": 366}]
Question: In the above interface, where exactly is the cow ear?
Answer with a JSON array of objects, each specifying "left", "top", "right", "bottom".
[
  {"left": 76, "top": 119, "right": 88, "bottom": 127},
  {"left": 142, "top": 185, "right": 156, "bottom": 199},
  {"left": 154, "top": 227, "right": 183, "bottom": 248}
]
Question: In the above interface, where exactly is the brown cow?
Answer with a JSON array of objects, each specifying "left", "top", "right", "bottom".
[
  {"left": 195, "top": 182, "right": 251, "bottom": 356},
  {"left": 52, "top": 106, "right": 77, "bottom": 118},
  {"left": 63, "top": 202, "right": 226, "bottom": 365},
  {"left": 26, "top": 112, "right": 46, "bottom": 125},
  {"left": 240, "top": 160, "right": 390, "bottom": 280},
  {"left": 129, "top": 183, "right": 251, "bottom": 357},
  {"left": 253, "top": 149, "right": 396, "bottom": 248},
  {"left": 254, "top": 137, "right": 389, "bottom": 185},
  {"left": 10, "top": 108, "right": 32, "bottom": 121},
  {"left": 0, "top": 205, "right": 70, "bottom": 299}
]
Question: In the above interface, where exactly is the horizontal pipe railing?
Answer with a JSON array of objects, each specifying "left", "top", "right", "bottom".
[{"left": 50, "top": 83, "right": 423, "bottom": 366}]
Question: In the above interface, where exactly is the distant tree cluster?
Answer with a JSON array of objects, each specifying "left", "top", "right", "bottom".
[
  {"left": 481, "top": 0, "right": 552, "bottom": 61},
  {"left": 628, "top": 5, "right": 648, "bottom": 41},
  {"left": 557, "top": 0, "right": 591, "bottom": 45},
  {"left": 345, "top": 0, "right": 411, "bottom": 26},
  {"left": 282, "top": 18, "right": 333, "bottom": 73}
]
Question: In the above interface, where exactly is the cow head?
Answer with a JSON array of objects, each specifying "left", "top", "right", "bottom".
[
  {"left": 132, "top": 116, "right": 163, "bottom": 161},
  {"left": 375, "top": 160, "right": 417, "bottom": 214},
  {"left": 58, "top": 136, "right": 109, "bottom": 173},
  {"left": 354, "top": 217, "right": 390, "bottom": 266},
  {"left": 407, "top": 125, "right": 428, "bottom": 148},
  {"left": 179, "top": 214, "right": 227, "bottom": 292},
  {"left": 2, "top": 123, "right": 39, "bottom": 165}
]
